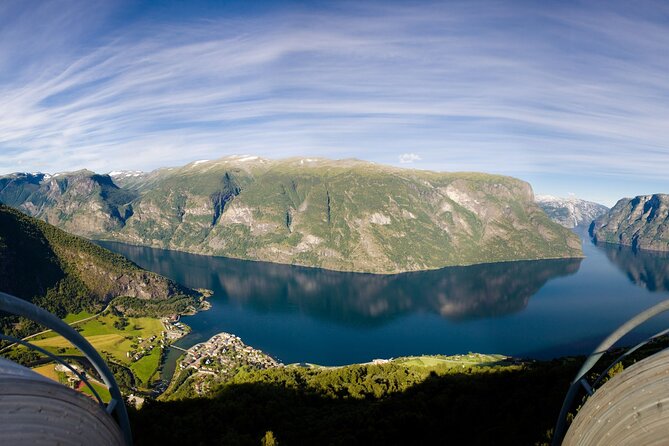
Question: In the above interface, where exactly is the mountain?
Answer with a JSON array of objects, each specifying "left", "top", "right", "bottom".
[
  {"left": 0, "top": 170, "right": 138, "bottom": 237},
  {"left": 109, "top": 170, "right": 150, "bottom": 190},
  {"left": 535, "top": 195, "right": 608, "bottom": 229},
  {"left": 0, "top": 157, "right": 582, "bottom": 273},
  {"left": 590, "top": 194, "right": 669, "bottom": 252},
  {"left": 0, "top": 204, "right": 197, "bottom": 331}
]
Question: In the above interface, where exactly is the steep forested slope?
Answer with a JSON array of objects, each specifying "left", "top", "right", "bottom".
[{"left": 0, "top": 205, "right": 196, "bottom": 334}]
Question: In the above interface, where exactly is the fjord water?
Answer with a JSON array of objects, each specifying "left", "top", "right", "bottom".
[{"left": 99, "top": 237, "right": 669, "bottom": 376}]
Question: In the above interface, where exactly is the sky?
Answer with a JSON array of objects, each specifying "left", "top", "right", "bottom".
[{"left": 1, "top": 0, "right": 668, "bottom": 206}]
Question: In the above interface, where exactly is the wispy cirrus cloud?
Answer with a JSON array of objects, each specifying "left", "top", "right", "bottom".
[{"left": 0, "top": 1, "right": 668, "bottom": 203}]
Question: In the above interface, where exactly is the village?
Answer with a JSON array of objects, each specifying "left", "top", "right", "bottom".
[
  {"left": 179, "top": 332, "right": 280, "bottom": 376},
  {"left": 163, "top": 315, "right": 190, "bottom": 341},
  {"left": 123, "top": 315, "right": 189, "bottom": 364}
]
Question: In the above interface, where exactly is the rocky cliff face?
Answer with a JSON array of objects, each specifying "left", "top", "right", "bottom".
[
  {"left": 590, "top": 194, "right": 669, "bottom": 252},
  {"left": 0, "top": 170, "right": 138, "bottom": 237},
  {"left": 0, "top": 173, "right": 45, "bottom": 207},
  {"left": 535, "top": 195, "right": 608, "bottom": 229},
  {"left": 1, "top": 157, "right": 583, "bottom": 273}
]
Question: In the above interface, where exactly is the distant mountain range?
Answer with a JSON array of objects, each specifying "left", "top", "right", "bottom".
[
  {"left": 0, "top": 156, "right": 582, "bottom": 273},
  {"left": 535, "top": 195, "right": 609, "bottom": 229},
  {"left": 0, "top": 204, "right": 198, "bottom": 335},
  {"left": 591, "top": 194, "right": 669, "bottom": 252}
]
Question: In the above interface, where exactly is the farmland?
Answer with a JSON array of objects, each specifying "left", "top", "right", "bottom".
[{"left": 26, "top": 313, "right": 167, "bottom": 389}]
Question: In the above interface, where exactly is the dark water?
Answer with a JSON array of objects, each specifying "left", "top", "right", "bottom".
[{"left": 98, "top": 237, "right": 669, "bottom": 378}]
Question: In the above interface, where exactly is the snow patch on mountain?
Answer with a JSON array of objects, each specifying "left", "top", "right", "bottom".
[
  {"left": 536, "top": 195, "right": 609, "bottom": 229},
  {"left": 109, "top": 170, "right": 145, "bottom": 178}
]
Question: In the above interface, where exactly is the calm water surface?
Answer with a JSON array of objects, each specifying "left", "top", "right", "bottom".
[{"left": 99, "top": 236, "right": 669, "bottom": 378}]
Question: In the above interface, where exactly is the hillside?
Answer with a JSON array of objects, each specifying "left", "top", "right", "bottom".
[
  {"left": 128, "top": 331, "right": 669, "bottom": 446},
  {"left": 0, "top": 204, "right": 198, "bottom": 334},
  {"left": 133, "top": 353, "right": 581, "bottom": 445},
  {"left": 590, "top": 194, "right": 669, "bottom": 252},
  {"left": 536, "top": 195, "right": 608, "bottom": 229},
  {"left": 1, "top": 157, "right": 583, "bottom": 273}
]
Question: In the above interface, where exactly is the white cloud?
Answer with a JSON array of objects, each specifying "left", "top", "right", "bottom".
[
  {"left": 0, "top": 0, "right": 667, "bottom": 198},
  {"left": 399, "top": 153, "right": 421, "bottom": 164}
]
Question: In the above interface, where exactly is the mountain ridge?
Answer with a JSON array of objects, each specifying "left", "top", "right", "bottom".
[
  {"left": 1, "top": 156, "right": 583, "bottom": 273},
  {"left": 535, "top": 195, "right": 608, "bottom": 229},
  {"left": 590, "top": 194, "right": 669, "bottom": 252}
]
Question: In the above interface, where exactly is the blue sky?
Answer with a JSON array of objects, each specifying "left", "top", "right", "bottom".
[{"left": 1, "top": 0, "right": 668, "bottom": 206}]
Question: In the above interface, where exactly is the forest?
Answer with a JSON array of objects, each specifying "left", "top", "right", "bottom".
[{"left": 132, "top": 357, "right": 581, "bottom": 445}]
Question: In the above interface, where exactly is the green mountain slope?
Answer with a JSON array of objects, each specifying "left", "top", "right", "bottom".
[
  {"left": 590, "top": 194, "right": 669, "bottom": 252},
  {"left": 0, "top": 204, "right": 196, "bottom": 331},
  {"left": 1, "top": 157, "right": 582, "bottom": 273}
]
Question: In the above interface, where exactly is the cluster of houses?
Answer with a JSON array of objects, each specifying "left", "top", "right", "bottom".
[
  {"left": 162, "top": 315, "right": 189, "bottom": 341},
  {"left": 54, "top": 363, "right": 84, "bottom": 389},
  {"left": 126, "top": 334, "right": 160, "bottom": 362},
  {"left": 115, "top": 315, "right": 189, "bottom": 364},
  {"left": 179, "top": 332, "right": 280, "bottom": 374}
]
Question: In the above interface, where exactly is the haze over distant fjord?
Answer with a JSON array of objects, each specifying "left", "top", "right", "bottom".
[{"left": 1, "top": 1, "right": 668, "bottom": 206}]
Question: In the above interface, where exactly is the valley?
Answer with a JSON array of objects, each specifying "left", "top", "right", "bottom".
[
  {"left": 2, "top": 1, "right": 665, "bottom": 443},
  {"left": 0, "top": 156, "right": 663, "bottom": 446},
  {"left": 1, "top": 186, "right": 668, "bottom": 445}
]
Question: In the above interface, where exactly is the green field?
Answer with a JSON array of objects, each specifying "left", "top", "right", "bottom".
[
  {"left": 62, "top": 310, "right": 96, "bottom": 324},
  {"left": 394, "top": 353, "right": 508, "bottom": 368},
  {"left": 32, "top": 363, "right": 62, "bottom": 381},
  {"left": 132, "top": 346, "right": 163, "bottom": 384},
  {"left": 291, "top": 354, "right": 509, "bottom": 370},
  {"left": 27, "top": 313, "right": 165, "bottom": 389},
  {"left": 80, "top": 380, "right": 112, "bottom": 403},
  {"left": 32, "top": 362, "right": 112, "bottom": 403}
]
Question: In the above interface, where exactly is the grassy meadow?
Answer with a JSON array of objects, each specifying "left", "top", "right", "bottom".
[{"left": 25, "top": 313, "right": 165, "bottom": 389}]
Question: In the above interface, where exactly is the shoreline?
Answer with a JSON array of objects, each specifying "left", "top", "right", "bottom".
[
  {"left": 96, "top": 239, "right": 583, "bottom": 276},
  {"left": 152, "top": 290, "right": 213, "bottom": 394},
  {"left": 159, "top": 326, "right": 524, "bottom": 399}
]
